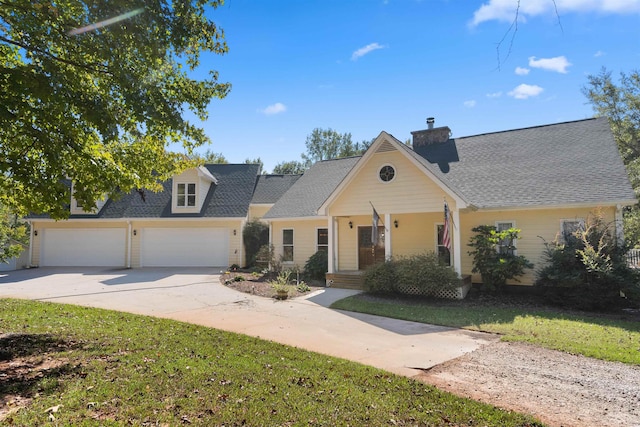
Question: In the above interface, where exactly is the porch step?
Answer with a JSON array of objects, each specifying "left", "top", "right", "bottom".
[{"left": 325, "top": 272, "right": 364, "bottom": 290}]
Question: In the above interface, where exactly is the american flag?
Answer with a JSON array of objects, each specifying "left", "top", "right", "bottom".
[
  {"left": 443, "top": 202, "right": 451, "bottom": 251},
  {"left": 372, "top": 206, "right": 380, "bottom": 246}
]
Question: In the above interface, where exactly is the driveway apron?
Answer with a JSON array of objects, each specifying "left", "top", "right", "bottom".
[{"left": 0, "top": 267, "right": 497, "bottom": 378}]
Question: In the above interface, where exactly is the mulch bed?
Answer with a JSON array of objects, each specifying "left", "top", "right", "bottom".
[{"left": 219, "top": 270, "right": 325, "bottom": 299}]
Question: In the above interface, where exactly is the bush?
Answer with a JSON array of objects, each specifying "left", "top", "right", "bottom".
[
  {"left": 304, "top": 250, "right": 328, "bottom": 280},
  {"left": 243, "top": 219, "right": 269, "bottom": 268},
  {"left": 363, "top": 252, "right": 461, "bottom": 297},
  {"left": 536, "top": 210, "right": 640, "bottom": 310},
  {"left": 467, "top": 225, "right": 533, "bottom": 292}
]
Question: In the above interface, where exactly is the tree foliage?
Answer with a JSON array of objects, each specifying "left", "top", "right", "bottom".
[
  {"left": 536, "top": 210, "right": 640, "bottom": 310},
  {"left": 467, "top": 225, "right": 533, "bottom": 292},
  {"left": 198, "top": 150, "right": 228, "bottom": 164},
  {"left": 0, "top": 0, "right": 230, "bottom": 219},
  {"left": 272, "top": 160, "right": 305, "bottom": 175},
  {"left": 0, "top": 204, "right": 28, "bottom": 263},
  {"left": 583, "top": 68, "right": 640, "bottom": 245},
  {"left": 243, "top": 219, "right": 269, "bottom": 268},
  {"left": 300, "top": 128, "right": 369, "bottom": 168}
]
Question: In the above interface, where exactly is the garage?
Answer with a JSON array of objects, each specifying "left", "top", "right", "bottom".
[
  {"left": 40, "top": 228, "right": 127, "bottom": 267},
  {"left": 140, "top": 227, "right": 229, "bottom": 267}
]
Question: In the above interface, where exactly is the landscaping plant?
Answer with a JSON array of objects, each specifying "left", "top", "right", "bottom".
[
  {"left": 303, "top": 250, "right": 328, "bottom": 280},
  {"left": 536, "top": 210, "right": 640, "bottom": 310},
  {"left": 363, "top": 252, "right": 461, "bottom": 297},
  {"left": 242, "top": 219, "right": 269, "bottom": 267},
  {"left": 468, "top": 225, "right": 533, "bottom": 292}
]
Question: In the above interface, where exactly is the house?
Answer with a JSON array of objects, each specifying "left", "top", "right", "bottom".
[
  {"left": 0, "top": 241, "right": 29, "bottom": 272},
  {"left": 26, "top": 117, "right": 636, "bottom": 287}
]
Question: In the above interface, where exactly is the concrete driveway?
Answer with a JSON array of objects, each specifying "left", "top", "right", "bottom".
[{"left": 0, "top": 267, "right": 497, "bottom": 378}]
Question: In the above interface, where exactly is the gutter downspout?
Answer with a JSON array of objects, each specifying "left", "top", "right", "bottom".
[{"left": 27, "top": 221, "right": 33, "bottom": 267}]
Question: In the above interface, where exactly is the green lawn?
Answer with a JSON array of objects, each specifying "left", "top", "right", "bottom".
[
  {"left": 0, "top": 298, "right": 543, "bottom": 426},
  {"left": 331, "top": 294, "right": 640, "bottom": 365}
]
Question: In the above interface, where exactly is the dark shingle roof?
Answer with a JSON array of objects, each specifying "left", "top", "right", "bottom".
[
  {"left": 252, "top": 174, "right": 301, "bottom": 204},
  {"left": 264, "top": 157, "right": 360, "bottom": 218},
  {"left": 31, "top": 163, "right": 260, "bottom": 219},
  {"left": 403, "top": 117, "right": 635, "bottom": 208}
]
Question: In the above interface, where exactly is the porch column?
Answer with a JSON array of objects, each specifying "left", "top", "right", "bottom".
[
  {"left": 385, "top": 213, "right": 392, "bottom": 260},
  {"left": 328, "top": 216, "right": 336, "bottom": 273},
  {"left": 452, "top": 208, "right": 462, "bottom": 276}
]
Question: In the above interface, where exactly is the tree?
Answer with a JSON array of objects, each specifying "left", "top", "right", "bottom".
[
  {"left": 0, "top": 204, "right": 28, "bottom": 263},
  {"left": 300, "top": 128, "right": 367, "bottom": 167},
  {"left": 0, "top": 1, "right": 230, "bottom": 219},
  {"left": 200, "top": 150, "right": 228, "bottom": 164},
  {"left": 583, "top": 68, "right": 640, "bottom": 245},
  {"left": 244, "top": 157, "right": 264, "bottom": 175},
  {"left": 272, "top": 160, "right": 306, "bottom": 175}
]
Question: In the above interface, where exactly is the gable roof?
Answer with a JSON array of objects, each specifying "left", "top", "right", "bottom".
[
  {"left": 30, "top": 163, "right": 260, "bottom": 219},
  {"left": 263, "top": 157, "right": 360, "bottom": 219},
  {"left": 407, "top": 117, "right": 635, "bottom": 209},
  {"left": 251, "top": 174, "right": 301, "bottom": 204}
]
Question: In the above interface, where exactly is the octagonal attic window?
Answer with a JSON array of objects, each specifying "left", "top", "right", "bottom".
[{"left": 378, "top": 165, "right": 396, "bottom": 183}]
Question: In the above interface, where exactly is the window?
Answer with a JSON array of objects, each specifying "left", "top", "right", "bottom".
[
  {"left": 317, "top": 228, "right": 328, "bottom": 252},
  {"left": 436, "top": 224, "right": 451, "bottom": 266},
  {"left": 177, "top": 183, "right": 196, "bottom": 207},
  {"left": 561, "top": 219, "right": 585, "bottom": 243},
  {"left": 283, "top": 229, "right": 294, "bottom": 262},
  {"left": 495, "top": 221, "right": 516, "bottom": 255},
  {"left": 378, "top": 164, "right": 396, "bottom": 183}
]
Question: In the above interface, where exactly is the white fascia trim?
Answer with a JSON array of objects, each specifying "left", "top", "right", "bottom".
[
  {"left": 31, "top": 217, "right": 246, "bottom": 223},
  {"left": 250, "top": 203, "right": 275, "bottom": 207},
  {"left": 465, "top": 200, "right": 638, "bottom": 212},
  {"left": 263, "top": 216, "right": 328, "bottom": 222},
  {"left": 317, "top": 131, "right": 467, "bottom": 215},
  {"left": 197, "top": 166, "right": 218, "bottom": 184}
]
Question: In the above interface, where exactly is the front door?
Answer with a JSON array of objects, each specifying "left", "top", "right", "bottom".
[{"left": 358, "top": 226, "right": 385, "bottom": 270}]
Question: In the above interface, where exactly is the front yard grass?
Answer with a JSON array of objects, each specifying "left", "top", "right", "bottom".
[
  {"left": 331, "top": 293, "right": 640, "bottom": 365},
  {"left": 0, "top": 298, "right": 543, "bottom": 426}
]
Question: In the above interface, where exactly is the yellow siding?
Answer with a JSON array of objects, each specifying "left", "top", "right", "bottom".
[
  {"left": 271, "top": 220, "right": 328, "bottom": 268},
  {"left": 459, "top": 207, "right": 616, "bottom": 285},
  {"left": 328, "top": 150, "right": 457, "bottom": 217},
  {"left": 129, "top": 220, "right": 243, "bottom": 268},
  {"left": 249, "top": 205, "right": 272, "bottom": 220},
  {"left": 336, "top": 216, "right": 365, "bottom": 270},
  {"left": 30, "top": 220, "right": 129, "bottom": 266}
]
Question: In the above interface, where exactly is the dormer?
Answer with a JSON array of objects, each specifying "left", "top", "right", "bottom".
[
  {"left": 171, "top": 166, "right": 218, "bottom": 214},
  {"left": 70, "top": 182, "right": 107, "bottom": 215}
]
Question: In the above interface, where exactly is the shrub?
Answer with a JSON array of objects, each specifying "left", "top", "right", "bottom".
[
  {"left": 467, "top": 225, "right": 533, "bottom": 292},
  {"left": 304, "top": 250, "right": 328, "bottom": 280},
  {"left": 363, "top": 252, "right": 461, "bottom": 297},
  {"left": 243, "top": 219, "right": 269, "bottom": 267},
  {"left": 536, "top": 210, "right": 640, "bottom": 310},
  {"left": 255, "top": 244, "right": 281, "bottom": 273}
]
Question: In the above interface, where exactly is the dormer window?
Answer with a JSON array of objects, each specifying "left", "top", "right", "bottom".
[{"left": 177, "top": 183, "right": 196, "bottom": 207}]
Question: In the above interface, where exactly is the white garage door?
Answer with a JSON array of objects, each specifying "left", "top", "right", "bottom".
[
  {"left": 141, "top": 228, "right": 229, "bottom": 267},
  {"left": 41, "top": 228, "right": 126, "bottom": 267}
]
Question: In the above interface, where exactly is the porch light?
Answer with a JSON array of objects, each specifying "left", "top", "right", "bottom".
[
  {"left": 34, "top": 230, "right": 38, "bottom": 236},
  {"left": 233, "top": 229, "right": 237, "bottom": 236},
  {"left": 349, "top": 221, "right": 353, "bottom": 229},
  {"left": 394, "top": 219, "right": 398, "bottom": 228}
]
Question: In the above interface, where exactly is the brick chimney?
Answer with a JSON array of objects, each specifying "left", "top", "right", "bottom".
[{"left": 411, "top": 117, "right": 451, "bottom": 149}]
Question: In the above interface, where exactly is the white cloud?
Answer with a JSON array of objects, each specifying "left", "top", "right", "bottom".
[
  {"left": 351, "top": 42, "right": 386, "bottom": 61},
  {"left": 594, "top": 50, "right": 605, "bottom": 57},
  {"left": 471, "top": 0, "right": 640, "bottom": 26},
  {"left": 486, "top": 91, "right": 503, "bottom": 98},
  {"left": 464, "top": 100, "right": 477, "bottom": 108},
  {"left": 259, "top": 102, "right": 287, "bottom": 115},
  {"left": 508, "top": 84, "right": 544, "bottom": 99},
  {"left": 528, "top": 56, "right": 571, "bottom": 73},
  {"left": 515, "top": 66, "right": 530, "bottom": 75}
]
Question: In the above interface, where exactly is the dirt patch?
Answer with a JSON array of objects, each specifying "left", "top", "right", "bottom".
[
  {"left": 417, "top": 341, "right": 640, "bottom": 427},
  {"left": 219, "top": 271, "right": 324, "bottom": 299}
]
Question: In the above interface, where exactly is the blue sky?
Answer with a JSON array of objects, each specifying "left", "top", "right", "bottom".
[{"left": 181, "top": 0, "right": 640, "bottom": 172}]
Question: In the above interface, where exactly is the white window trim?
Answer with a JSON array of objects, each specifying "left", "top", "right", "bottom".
[
  {"left": 176, "top": 182, "right": 197, "bottom": 208},
  {"left": 560, "top": 218, "right": 585, "bottom": 242},
  {"left": 282, "top": 228, "right": 294, "bottom": 263},
  {"left": 316, "top": 227, "right": 328, "bottom": 253},
  {"left": 377, "top": 163, "right": 397, "bottom": 184},
  {"left": 495, "top": 220, "right": 517, "bottom": 255}
]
